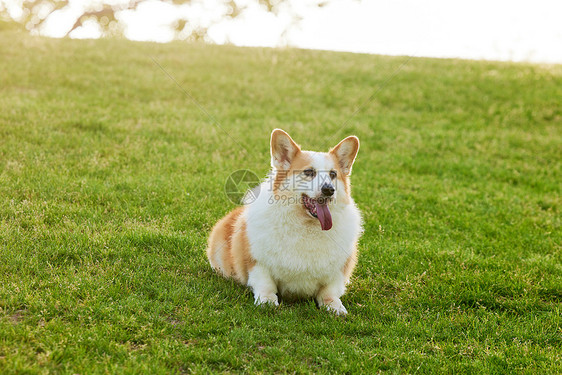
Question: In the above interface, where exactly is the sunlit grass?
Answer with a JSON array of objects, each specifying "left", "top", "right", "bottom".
[{"left": 0, "top": 28, "right": 561, "bottom": 373}]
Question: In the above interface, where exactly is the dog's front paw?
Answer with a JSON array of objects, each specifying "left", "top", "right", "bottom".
[
  {"left": 254, "top": 294, "right": 279, "bottom": 307},
  {"left": 318, "top": 297, "right": 348, "bottom": 316},
  {"left": 327, "top": 302, "right": 348, "bottom": 316}
]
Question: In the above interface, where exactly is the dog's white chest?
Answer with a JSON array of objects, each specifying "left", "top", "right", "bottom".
[{"left": 245, "top": 193, "right": 361, "bottom": 297}]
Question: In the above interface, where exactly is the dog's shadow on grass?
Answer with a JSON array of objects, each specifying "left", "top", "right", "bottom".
[{"left": 202, "top": 270, "right": 352, "bottom": 321}]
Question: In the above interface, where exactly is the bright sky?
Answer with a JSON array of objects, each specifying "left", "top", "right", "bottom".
[{"left": 4, "top": 0, "right": 562, "bottom": 63}]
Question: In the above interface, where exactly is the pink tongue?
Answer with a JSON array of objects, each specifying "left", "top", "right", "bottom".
[{"left": 315, "top": 201, "right": 332, "bottom": 231}]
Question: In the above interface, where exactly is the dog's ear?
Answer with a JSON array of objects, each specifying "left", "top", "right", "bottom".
[
  {"left": 330, "top": 136, "right": 360, "bottom": 175},
  {"left": 270, "top": 129, "right": 301, "bottom": 170}
]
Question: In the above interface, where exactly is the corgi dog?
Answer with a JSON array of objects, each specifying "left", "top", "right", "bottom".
[{"left": 207, "top": 129, "right": 362, "bottom": 315}]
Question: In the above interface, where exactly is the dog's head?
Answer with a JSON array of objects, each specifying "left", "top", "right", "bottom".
[{"left": 269, "top": 128, "right": 359, "bottom": 231}]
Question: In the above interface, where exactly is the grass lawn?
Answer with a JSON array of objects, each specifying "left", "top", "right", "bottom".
[{"left": 0, "top": 27, "right": 561, "bottom": 373}]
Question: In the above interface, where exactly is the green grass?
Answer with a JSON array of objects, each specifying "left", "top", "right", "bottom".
[{"left": 0, "top": 27, "right": 561, "bottom": 373}]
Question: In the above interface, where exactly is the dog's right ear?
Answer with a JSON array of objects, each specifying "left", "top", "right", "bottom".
[{"left": 270, "top": 129, "right": 301, "bottom": 170}]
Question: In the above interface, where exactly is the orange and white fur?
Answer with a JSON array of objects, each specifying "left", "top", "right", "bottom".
[{"left": 207, "top": 129, "right": 362, "bottom": 315}]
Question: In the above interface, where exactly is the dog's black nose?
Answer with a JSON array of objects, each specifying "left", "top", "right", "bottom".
[{"left": 321, "top": 183, "right": 335, "bottom": 197}]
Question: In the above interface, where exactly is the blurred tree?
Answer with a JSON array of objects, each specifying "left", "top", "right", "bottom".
[{"left": 0, "top": 0, "right": 329, "bottom": 41}]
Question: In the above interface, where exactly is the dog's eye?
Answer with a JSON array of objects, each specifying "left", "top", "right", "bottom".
[
  {"left": 329, "top": 170, "right": 337, "bottom": 179},
  {"left": 303, "top": 168, "right": 316, "bottom": 178}
]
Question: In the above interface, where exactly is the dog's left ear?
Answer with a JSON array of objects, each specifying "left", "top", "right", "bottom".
[
  {"left": 271, "top": 129, "right": 301, "bottom": 170},
  {"left": 330, "top": 136, "right": 360, "bottom": 175}
]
